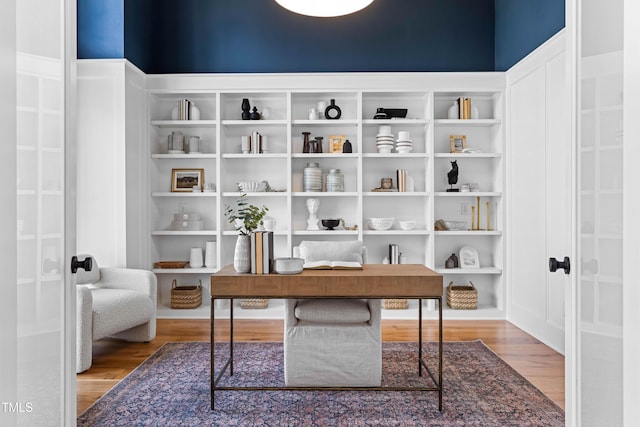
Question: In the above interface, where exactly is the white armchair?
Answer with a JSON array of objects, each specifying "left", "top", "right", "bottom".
[
  {"left": 284, "top": 241, "right": 382, "bottom": 387},
  {"left": 75, "top": 255, "right": 156, "bottom": 373}
]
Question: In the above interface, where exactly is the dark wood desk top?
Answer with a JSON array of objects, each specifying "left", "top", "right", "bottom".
[{"left": 210, "top": 264, "right": 443, "bottom": 298}]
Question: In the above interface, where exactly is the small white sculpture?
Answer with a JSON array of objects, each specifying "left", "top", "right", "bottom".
[{"left": 306, "top": 198, "right": 320, "bottom": 230}]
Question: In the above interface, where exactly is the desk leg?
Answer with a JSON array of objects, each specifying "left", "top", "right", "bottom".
[
  {"left": 418, "top": 298, "right": 423, "bottom": 377},
  {"left": 230, "top": 298, "right": 234, "bottom": 376},
  {"left": 438, "top": 296, "right": 443, "bottom": 411},
  {"left": 211, "top": 297, "right": 216, "bottom": 410}
]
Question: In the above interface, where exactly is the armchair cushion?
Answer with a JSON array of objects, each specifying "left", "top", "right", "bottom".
[
  {"left": 90, "top": 288, "right": 155, "bottom": 340},
  {"left": 294, "top": 299, "right": 371, "bottom": 324}
]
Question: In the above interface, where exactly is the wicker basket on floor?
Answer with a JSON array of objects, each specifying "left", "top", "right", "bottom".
[
  {"left": 382, "top": 298, "right": 409, "bottom": 309},
  {"left": 446, "top": 281, "right": 478, "bottom": 309},
  {"left": 240, "top": 298, "right": 269, "bottom": 309},
  {"left": 170, "top": 279, "right": 202, "bottom": 309}
]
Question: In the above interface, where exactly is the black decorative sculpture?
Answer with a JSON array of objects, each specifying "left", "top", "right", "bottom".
[
  {"left": 241, "top": 98, "right": 251, "bottom": 120},
  {"left": 446, "top": 160, "right": 459, "bottom": 192}
]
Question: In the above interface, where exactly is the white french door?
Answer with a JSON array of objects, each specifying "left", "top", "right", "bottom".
[
  {"left": 12, "top": 0, "right": 76, "bottom": 425},
  {"left": 567, "top": 0, "right": 625, "bottom": 425}
]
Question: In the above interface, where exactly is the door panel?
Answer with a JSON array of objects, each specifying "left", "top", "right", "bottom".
[
  {"left": 506, "top": 34, "right": 568, "bottom": 353},
  {"left": 577, "top": 5, "right": 624, "bottom": 424},
  {"left": 14, "top": 0, "right": 76, "bottom": 424}
]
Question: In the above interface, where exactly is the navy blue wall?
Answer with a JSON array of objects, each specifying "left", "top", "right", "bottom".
[
  {"left": 125, "top": 0, "right": 495, "bottom": 74},
  {"left": 77, "top": 0, "right": 124, "bottom": 59},
  {"left": 494, "top": 0, "right": 565, "bottom": 71},
  {"left": 80, "top": 0, "right": 565, "bottom": 73}
]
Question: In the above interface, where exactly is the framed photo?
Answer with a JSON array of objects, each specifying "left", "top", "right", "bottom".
[
  {"left": 171, "top": 168, "right": 204, "bottom": 192},
  {"left": 329, "top": 134, "right": 346, "bottom": 153},
  {"left": 459, "top": 246, "right": 480, "bottom": 268},
  {"left": 449, "top": 135, "right": 467, "bottom": 153}
]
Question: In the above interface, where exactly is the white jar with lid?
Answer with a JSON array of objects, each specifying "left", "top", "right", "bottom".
[
  {"left": 326, "top": 168, "right": 344, "bottom": 192},
  {"left": 303, "top": 162, "right": 322, "bottom": 192}
]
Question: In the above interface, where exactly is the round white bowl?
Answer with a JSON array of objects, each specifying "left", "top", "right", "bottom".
[
  {"left": 367, "top": 217, "right": 395, "bottom": 231},
  {"left": 398, "top": 220, "right": 416, "bottom": 230},
  {"left": 238, "top": 181, "right": 266, "bottom": 192}
]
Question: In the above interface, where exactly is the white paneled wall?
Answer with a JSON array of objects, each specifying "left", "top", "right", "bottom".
[{"left": 76, "top": 60, "right": 146, "bottom": 268}]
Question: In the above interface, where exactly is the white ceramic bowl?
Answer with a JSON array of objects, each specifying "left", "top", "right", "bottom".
[
  {"left": 398, "top": 220, "right": 416, "bottom": 230},
  {"left": 367, "top": 217, "right": 395, "bottom": 230},
  {"left": 238, "top": 181, "right": 266, "bottom": 192},
  {"left": 444, "top": 220, "right": 468, "bottom": 231}
]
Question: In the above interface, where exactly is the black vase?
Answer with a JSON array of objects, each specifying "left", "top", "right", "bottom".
[
  {"left": 250, "top": 106, "right": 260, "bottom": 120},
  {"left": 241, "top": 98, "right": 250, "bottom": 120},
  {"left": 324, "top": 99, "right": 342, "bottom": 120},
  {"left": 342, "top": 139, "right": 352, "bottom": 153},
  {"left": 302, "top": 132, "right": 311, "bottom": 153},
  {"left": 314, "top": 136, "right": 324, "bottom": 153}
]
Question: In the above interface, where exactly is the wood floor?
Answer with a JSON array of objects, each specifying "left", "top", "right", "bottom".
[{"left": 76, "top": 319, "right": 565, "bottom": 416}]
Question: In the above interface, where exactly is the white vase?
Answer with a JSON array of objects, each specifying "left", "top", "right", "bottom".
[
  {"left": 189, "top": 247, "right": 203, "bottom": 268},
  {"left": 447, "top": 102, "right": 458, "bottom": 119},
  {"left": 205, "top": 241, "right": 216, "bottom": 268},
  {"left": 233, "top": 235, "right": 251, "bottom": 273}
]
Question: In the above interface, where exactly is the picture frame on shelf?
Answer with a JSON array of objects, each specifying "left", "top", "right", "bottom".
[
  {"left": 171, "top": 168, "right": 204, "bottom": 192},
  {"left": 449, "top": 135, "right": 467, "bottom": 153},
  {"left": 459, "top": 246, "right": 480, "bottom": 268},
  {"left": 329, "top": 134, "right": 346, "bottom": 153}
]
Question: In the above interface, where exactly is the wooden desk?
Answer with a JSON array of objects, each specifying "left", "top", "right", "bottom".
[{"left": 210, "top": 264, "right": 444, "bottom": 410}]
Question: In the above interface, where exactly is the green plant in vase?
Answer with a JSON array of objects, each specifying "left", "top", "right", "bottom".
[
  {"left": 224, "top": 194, "right": 269, "bottom": 273},
  {"left": 224, "top": 193, "right": 269, "bottom": 235}
]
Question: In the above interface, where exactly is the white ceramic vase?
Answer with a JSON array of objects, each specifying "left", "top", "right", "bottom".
[
  {"left": 447, "top": 102, "right": 458, "bottom": 119},
  {"left": 233, "top": 235, "right": 251, "bottom": 273},
  {"left": 204, "top": 241, "right": 216, "bottom": 268}
]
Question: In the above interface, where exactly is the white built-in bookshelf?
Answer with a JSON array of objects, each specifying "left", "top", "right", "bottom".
[{"left": 144, "top": 74, "right": 505, "bottom": 320}]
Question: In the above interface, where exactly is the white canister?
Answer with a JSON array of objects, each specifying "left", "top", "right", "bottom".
[
  {"left": 317, "top": 101, "right": 327, "bottom": 118},
  {"left": 326, "top": 168, "right": 344, "bottom": 192},
  {"left": 308, "top": 108, "right": 317, "bottom": 120},
  {"left": 241, "top": 135, "right": 251, "bottom": 153},
  {"left": 204, "top": 241, "right": 216, "bottom": 268},
  {"left": 186, "top": 136, "right": 201, "bottom": 153},
  {"left": 189, "top": 247, "right": 204, "bottom": 268},
  {"left": 303, "top": 162, "right": 323, "bottom": 192}
]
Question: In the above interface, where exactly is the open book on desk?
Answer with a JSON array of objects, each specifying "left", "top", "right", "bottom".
[{"left": 303, "top": 260, "right": 363, "bottom": 270}]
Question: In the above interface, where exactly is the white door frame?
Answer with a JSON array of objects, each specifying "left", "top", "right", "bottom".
[
  {"left": 0, "top": 0, "right": 18, "bottom": 424},
  {"left": 623, "top": 0, "right": 640, "bottom": 424},
  {"left": 64, "top": 0, "right": 78, "bottom": 421}
]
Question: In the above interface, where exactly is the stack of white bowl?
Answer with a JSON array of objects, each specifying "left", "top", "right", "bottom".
[
  {"left": 376, "top": 125, "right": 394, "bottom": 153},
  {"left": 395, "top": 131, "right": 413, "bottom": 153}
]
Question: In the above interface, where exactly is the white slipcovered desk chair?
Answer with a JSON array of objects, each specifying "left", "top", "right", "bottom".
[
  {"left": 284, "top": 241, "right": 382, "bottom": 387},
  {"left": 75, "top": 255, "right": 157, "bottom": 373}
]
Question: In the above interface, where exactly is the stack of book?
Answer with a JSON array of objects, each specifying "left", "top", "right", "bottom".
[
  {"left": 178, "top": 99, "right": 193, "bottom": 120},
  {"left": 250, "top": 231, "right": 274, "bottom": 274},
  {"left": 396, "top": 169, "right": 407, "bottom": 192},
  {"left": 456, "top": 97, "right": 472, "bottom": 120}
]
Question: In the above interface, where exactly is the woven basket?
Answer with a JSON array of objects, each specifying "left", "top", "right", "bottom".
[
  {"left": 446, "top": 281, "right": 478, "bottom": 309},
  {"left": 382, "top": 298, "right": 409, "bottom": 309},
  {"left": 240, "top": 298, "right": 269, "bottom": 309},
  {"left": 170, "top": 279, "right": 202, "bottom": 309}
]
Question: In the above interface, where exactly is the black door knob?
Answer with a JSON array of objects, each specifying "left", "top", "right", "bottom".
[
  {"left": 71, "top": 256, "right": 93, "bottom": 274},
  {"left": 549, "top": 256, "right": 570, "bottom": 274}
]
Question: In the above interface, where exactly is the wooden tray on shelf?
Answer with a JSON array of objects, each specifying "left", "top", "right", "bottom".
[{"left": 154, "top": 261, "right": 189, "bottom": 269}]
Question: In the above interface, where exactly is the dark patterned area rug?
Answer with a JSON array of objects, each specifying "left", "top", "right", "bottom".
[{"left": 78, "top": 341, "right": 564, "bottom": 426}]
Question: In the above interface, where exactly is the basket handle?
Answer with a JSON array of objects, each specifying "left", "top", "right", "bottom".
[
  {"left": 469, "top": 281, "right": 475, "bottom": 289},
  {"left": 172, "top": 279, "right": 177, "bottom": 289},
  {"left": 447, "top": 281, "right": 454, "bottom": 289},
  {"left": 197, "top": 279, "right": 202, "bottom": 289}
]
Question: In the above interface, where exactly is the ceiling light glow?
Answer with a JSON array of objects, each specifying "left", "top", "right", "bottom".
[{"left": 274, "top": 0, "right": 375, "bottom": 17}]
